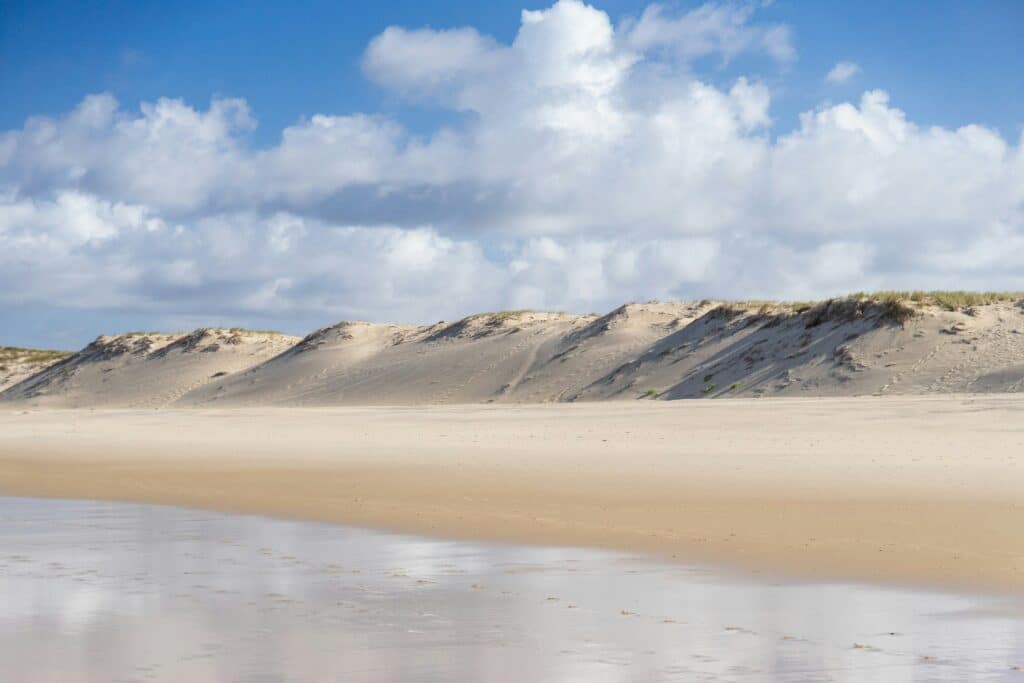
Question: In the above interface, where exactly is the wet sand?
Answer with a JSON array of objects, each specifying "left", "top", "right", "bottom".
[
  {"left": 2, "top": 496, "right": 1022, "bottom": 682},
  {"left": 1, "top": 396, "right": 1023, "bottom": 591}
]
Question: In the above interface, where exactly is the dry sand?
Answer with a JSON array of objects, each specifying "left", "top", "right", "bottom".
[
  {"left": 6, "top": 299, "right": 1024, "bottom": 409},
  {"left": 0, "top": 347, "right": 70, "bottom": 393},
  {"left": 4, "top": 329, "right": 298, "bottom": 407},
  {"left": 1, "top": 396, "right": 1022, "bottom": 592}
]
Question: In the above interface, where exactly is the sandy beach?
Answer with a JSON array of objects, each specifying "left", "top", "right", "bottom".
[{"left": 1, "top": 395, "right": 1022, "bottom": 592}]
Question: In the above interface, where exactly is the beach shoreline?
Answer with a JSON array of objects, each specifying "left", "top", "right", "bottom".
[{"left": 1, "top": 396, "right": 1022, "bottom": 593}]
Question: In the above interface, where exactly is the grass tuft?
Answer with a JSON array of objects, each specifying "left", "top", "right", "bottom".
[
  {"left": 485, "top": 310, "right": 533, "bottom": 322},
  {"left": 226, "top": 328, "right": 284, "bottom": 335},
  {"left": 0, "top": 347, "right": 73, "bottom": 364},
  {"left": 712, "top": 291, "right": 1024, "bottom": 327}
]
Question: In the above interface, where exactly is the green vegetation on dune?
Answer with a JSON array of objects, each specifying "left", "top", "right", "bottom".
[
  {"left": 714, "top": 290, "right": 1023, "bottom": 324},
  {"left": 226, "top": 327, "right": 285, "bottom": 335},
  {"left": 866, "top": 290, "right": 1024, "bottom": 310},
  {"left": 119, "top": 328, "right": 285, "bottom": 338},
  {"left": 0, "top": 346, "right": 73, "bottom": 365},
  {"left": 484, "top": 310, "right": 534, "bottom": 321}
]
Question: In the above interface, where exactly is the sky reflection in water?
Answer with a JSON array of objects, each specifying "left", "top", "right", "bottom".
[{"left": 1, "top": 496, "right": 1022, "bottom": 682}]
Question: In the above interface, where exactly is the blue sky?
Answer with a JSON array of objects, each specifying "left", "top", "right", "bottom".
[
  {"left": 1, "top": 1, "right": 1023, "bottom": 348},
  {"left": 4, "top": 1, "right": 1021, "bottom": 140}
]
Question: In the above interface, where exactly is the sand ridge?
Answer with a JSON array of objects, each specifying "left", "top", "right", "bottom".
[
  {"left": 5, "top": 297, "right": 1024, "bottom": 407},
  {"left": 2, "top": 328, "right": 299, "bottom": 408},
  {"left": 0, "top": 347, "right": 71, "bottom": 393}
]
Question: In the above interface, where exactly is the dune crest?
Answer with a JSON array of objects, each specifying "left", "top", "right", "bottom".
[
  {"left": 2, "top": 329, "right": 298, "bottom": 408},
  {"left": 4, "top": 295, "right": 1024, "bottom": 407},
  {"left": 0, "top": 347, "right": 72, "bottom": 393}
]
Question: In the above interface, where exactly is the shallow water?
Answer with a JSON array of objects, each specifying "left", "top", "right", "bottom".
[{"left": 0, "top": 497, "right": 1022, "bottom": 682}]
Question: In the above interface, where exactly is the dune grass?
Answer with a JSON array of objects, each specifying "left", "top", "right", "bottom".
[
  {"left": 226, "top": 327, "right": 285, "bottom": 335},
  {"left": 0, "top": 346, "right": 72, "bottom": 365},
  {"left": 120, "top": 331, "right": 172, "bottom": 337},
  {"left": 717, "top": 291, "right": 1024, "bottom": 323},
  {"left": 864, "top": 290, "right": 1024, "bottom": 310},
  {"left": 485, "top": 310, "right": 533, "bottom": 322},
  {"left": 120, "top": 328, "right": 285, "bottom": 338}
]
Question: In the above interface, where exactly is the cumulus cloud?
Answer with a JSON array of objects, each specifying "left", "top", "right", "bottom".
[
  {"left": 2, "top": 94, "right": 254, "bottom": 213},
  {"left": 1, "top": 0, "right": 1022, "bottom": 343},
  {"left": 0, "top": 192, "right": 504, "bottom": 321},
  {"left": 363, "top": 26, "right": 506, "bottom": 96},
  {"left": 825, "top": 61, "right": 860, "bottom": 84}
]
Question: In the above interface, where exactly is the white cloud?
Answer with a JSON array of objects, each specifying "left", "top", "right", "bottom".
[
  {"left": 625, "top": 2, "right": 795, "bottom": 64},
  {"left": 0, "top": 193, "right": 505, "bottom": 320},
  {"left": 1, "top": 1, "right": 1023, "bottom": 343},
  {"left": 771, "top": 91, "right": 1020, "bottom": 238},
  {"left": 362, "top": 26, "right": 506, "bottom": 96},
  {"left": 826, "top": 61, "right": 860, "bottom": 84},
  {"left": 1, "top": 93, "right": 254, "bottom": 213}
]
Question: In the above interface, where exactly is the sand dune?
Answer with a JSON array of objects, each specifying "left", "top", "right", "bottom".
[
  {"left": 4, "top": 296, "right": 1024, "bottom": 407},
  {"left": 0, "top": 347, "right": 71, "bottom": 393},
  {"left": 579, "top": 298, "right": 1024, "bottom": 399},
  {"left": 179, "top": 303, "right": 711, "bottom": 406},
  {"left": 1, "top": 329, "right": 298, "bottom": 408}
]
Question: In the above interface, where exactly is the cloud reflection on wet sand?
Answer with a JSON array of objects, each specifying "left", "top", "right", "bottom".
[{"left": 1, "top": 497, "right": 1022, "bottom": 682}]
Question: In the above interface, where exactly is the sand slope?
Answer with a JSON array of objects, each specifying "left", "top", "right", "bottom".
[
  {"left": 4, "top": 298, "right": 1024, "bottom": 407},
  {"left": 180, "top": 299, "right": 1024, "bottom": 406},
  {"left": 580, "top": 299, "right": 1024, "bottom": 399},
  {"left": 1, "top": 329, "right": 298, "bottom": 408},
  {"left": 0, "top": 347, "right": 71, "bottom": 393},
  {"left": 179, "top": 304, "right": 711, "bottom": 406}
]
